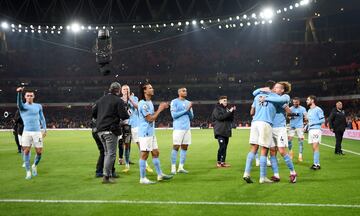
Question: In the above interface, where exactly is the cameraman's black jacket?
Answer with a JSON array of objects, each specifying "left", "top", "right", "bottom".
[
  {"left": 211, "top": 104, "right": 234, "bottom": 138},
  {"left": 92, "top": 93, "right": 129, "bottom": 133}
]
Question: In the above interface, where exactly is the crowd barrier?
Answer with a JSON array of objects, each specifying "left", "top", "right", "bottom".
[{"left": 322, "top": 128, "right": 360, "bottom": 141}]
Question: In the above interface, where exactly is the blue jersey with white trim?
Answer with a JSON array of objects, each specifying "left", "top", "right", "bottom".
[
  {"left": 272, "top": 94, "right": 290, "bottom": 128},
  {"left": 308, "top": 106, "right": 325, "bottom": 130},
  {"left": 17, "top": 93, "right": 46, "bottom": 132},
  {"left": 252, "top": 89, "right": 289, "bottom": 126},
  {"left": 290, "top": 106, "right": 307, "bottom": 128},
  {"left": 170, "top": 98, "right": 194, "bottom": 130},
  {"left": 138, "top": 99, "right": 155, "bottom": 137},
  {"left": 128, "top": 96, "right": 139, "bottom": 128}
]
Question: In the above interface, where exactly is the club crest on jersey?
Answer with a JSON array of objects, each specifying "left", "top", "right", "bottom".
[{"left": 143, "top": 104, "right": 148, "bottom": 111}]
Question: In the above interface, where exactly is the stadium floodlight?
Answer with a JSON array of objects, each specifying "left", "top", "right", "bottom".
[
  {"left": 240, "top": 23, "right": 244, "bottom": 27},
  {"left": 163, "top": 23, "right": 167, "bottom": 27},
  {"left": 18, "top": 29, "right": 21, "bottom": 32},
  {"left": 177, "top": 22, "right": 181, "bottom": 26},
  {"left": 229, "top": 17, "right": 233, "bottom": 21},
  {"left": 156, "top": 24, "right": 159, "bottom": 28},
  {"left": 236, "top": 16, "right": 240, "bottom": 20},
  {"left": 185, "top": 21, "right": 190, "bottom": 26},
  {"left": 289, "top": 5, "right": 294, "bottom": 10},
  {"left": 254, "top": 21, "right": 259, "bottom": 25},
  {"left": 284, "top": 7, "right": 288, "bottom": 12},
  {"left": 70, "top": 23, "right": 81, "bottom": 33},
  {"left": 218, "top": 25, "right": 222, "bottom": 29},
  {"left": 260, "top": 8, "right": 274, "bottom": 20},
  {"left": 295, "top": 3, "right": 300, "bottom": 7},
  {"left": 18, "top": 24, "right": 22, "bottom": 28},
  {"left": 300, "top": 0, "right": 310, "bottom": 6},
  {"left": 81, "top": 25, "right": 85, "bottom": 30},
  {"left": 1, "top": 21, "right": 9, "bottom": 29},
  {"left": 251, "top": 13, "right": 257, "bottom": 18},
  {"left": 200, "top": 20, "right": 204, "bottom": 24},
  {"left": 217, "top": 18, "right": 221, "bottom": 22},
  {"left": 89, "top": 26, "right": 92, "bottom": 30},
  {"left": 171, "top": 22, "right": 174, "bottom": 26},
  {"left": 243, "top": 14, "right": 247, "bottom": 19},
  {"left": 268, "top": 20, "right": 273, "bottom": 24},
  {"left": 31, "top": 30, "right": 35, "bottom": 33},
  {"left": 59, "top": 26, "right": 63, "bottom": 29},
  {"left": 11, "top": 29, "right": 15, "bottom": 32},
  {"left": 225, "top": 24, "right": 229, "bottom": 28},
  {"left": 25, "top": 29, "right": 28, "bottom": 33},
  {"left": 51, "top": 30, "right": 54, "bottom": 34},
  {"left": 38, "top": 30, "right": 41, "bottom": 33},
  {"left": 192, "top": 20, "right": 197, "bottom": 25},
  {"left": 57, "top": 31, "right": 61, "bottom": 34},
  {"left": 247, "top": 22, "right": 251, "bottom": 26},
  {"left": 148, "top": 24, "right": 152, "bottom": 28},
  {"left": 11, "top": 24, "right": 15, "bottom": 28}
]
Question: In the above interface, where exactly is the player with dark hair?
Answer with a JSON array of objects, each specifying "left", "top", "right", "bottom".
[
  {"left": 306, "top": 95, "right": 325, "bottom": 170},
  {"left": 211, "top": 96, "right": 236, "bottom": 168},
  {"left": 170, "top": 87, "right": 194, "bottom": 174},
  {"left": 137, "top": 82, "right": 173, "bottom": 184}
]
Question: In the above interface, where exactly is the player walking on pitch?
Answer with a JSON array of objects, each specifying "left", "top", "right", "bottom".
[{"left": 16, "top": 87, "right": 47, "bottom": 180}]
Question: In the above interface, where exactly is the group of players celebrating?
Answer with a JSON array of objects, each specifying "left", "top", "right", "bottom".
[
  {"left": 244, "top": 80, "right": 324, "bottom": 184},
  {"left": 15, "top": 79, "right": 324, "bottom": 185}
]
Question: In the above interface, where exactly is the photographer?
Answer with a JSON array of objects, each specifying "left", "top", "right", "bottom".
[
  {"left": 92, "top": 82, "right": 129, "bottom": 184},
  {"left": 211, "top": 96, "right": 236, "bottom": 168}
]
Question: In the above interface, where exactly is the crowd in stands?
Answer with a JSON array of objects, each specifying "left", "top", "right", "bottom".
[{"left": 1, "top": 100, "right": 359, "bottom": 130}]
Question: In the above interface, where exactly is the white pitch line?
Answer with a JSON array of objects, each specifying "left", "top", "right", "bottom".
[
  {"left": 319, "top": 142, "right": 360, "bottom": 156},
  {"left": 301, "top": 137, "right": 360, "bottom": 156},
  {"left": 0, "top": 199, "right": 359, "bottom": 208}
]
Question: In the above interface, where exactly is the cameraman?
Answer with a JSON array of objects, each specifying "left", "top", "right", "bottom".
[
  {"left": 92, "top": 82, "right": 129, "bottom": 184},
  {"left": 211, "top": 96, "right": 236, "bottom": 168}
]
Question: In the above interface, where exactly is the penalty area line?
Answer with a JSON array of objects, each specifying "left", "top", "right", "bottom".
[{"left": 0, "top": 199, "right": 359, "bottom": 208}]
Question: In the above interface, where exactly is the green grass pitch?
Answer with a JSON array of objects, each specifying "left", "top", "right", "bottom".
[{"left": 0, "top": 129, "right": 360, "bottom": 216}]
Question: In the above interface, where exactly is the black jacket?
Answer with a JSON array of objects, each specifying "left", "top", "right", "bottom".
[
  {"left": 13, "top": 110, "right": 24, "bottom": 135},
  {"left": 92, "top": 93, "right": 129, "bottom": 133},
  {"left": 211, "top": 104, "right": 234, "bottom": 138},
  {"left": 328, "top": 108, "right": 347, "bottom": 132}
]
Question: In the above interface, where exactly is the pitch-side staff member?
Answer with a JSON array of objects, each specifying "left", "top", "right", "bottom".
[
  {"left": 211, "top": 96, "right": 236, "bottom": 168},
  {"left": 328, "top": 101, "right": 347, "bottom": 155}
]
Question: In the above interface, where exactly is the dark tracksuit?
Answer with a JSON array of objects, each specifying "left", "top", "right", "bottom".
[
  {"left": 328, "top": 108, "right": 347, "bottom": 154},
  {"left": 13, "top": 110, "right": 24, "bottom": 153},
  {"left": 211, "top": 104, "right": 234, "bottom": 163}
]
